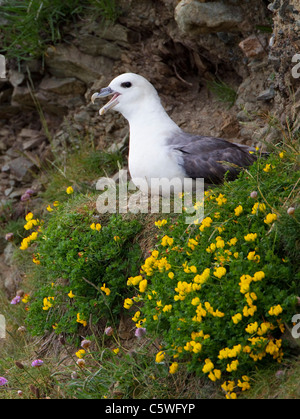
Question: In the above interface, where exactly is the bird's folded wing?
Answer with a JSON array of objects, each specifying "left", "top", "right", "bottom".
[{"left": 168, "top": 133, "right": 256, "bottom": 184}]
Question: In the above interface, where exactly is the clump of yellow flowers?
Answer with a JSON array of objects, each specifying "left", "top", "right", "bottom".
[
  {"left": 124, "top": 153, "right": 299, "bottom": 399},
  {"left": 19, "top": 212, "right": 40, "bottom": 251}
]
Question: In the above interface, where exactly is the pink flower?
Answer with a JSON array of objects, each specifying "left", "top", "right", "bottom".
[
  {"left": 25, "top": 189, "right": 35, "bottom": 196},
  {"left": 104, "top": 326, "right": 114, "bottom": 336},
  {"left": 0, "top": 377, "right": 8, "bottom": 386},
  {"left": 10, "top": 296, "right": 21, "bottom": 305},
  {"left": 21, "top": 193, "right": 31, "bottom": 202},
  {"left": 31, "top": 359, "right": 44, "bottom": 368},
  {"left": 81, "top": 339, "right": 91, "bottom": 349},
  {"left": 135, "top": 327, "right": 147, "bottom": 338},
  {"left": 5, "top": 232, "right": 14, "bottom": 242}
]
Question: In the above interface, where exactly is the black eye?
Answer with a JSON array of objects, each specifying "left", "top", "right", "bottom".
[{"left": 121, "top": 82, "right": 132, "bottom": 88}]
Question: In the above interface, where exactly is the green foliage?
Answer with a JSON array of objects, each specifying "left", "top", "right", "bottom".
[
  {"left": 206, "top": 79, "right": 238, "bottom": 108},
  {"left": 125, "top": 152, "right": 300, "bottom": 398},
  {"left": 42, "top": 144, "right": 126, "bottom": 204},
  {"left": 1, "top": 0, "right": 120, "bottom": 62},
  {"left": 24, "top": 192, "right": 142, "bottom": 336}
]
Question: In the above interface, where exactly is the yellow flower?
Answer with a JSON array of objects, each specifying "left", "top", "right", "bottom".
[
  {"left": 222, "top": 380, "right": 235, "bottom": 393},
  {"left": 112, "top": 348, "right": 120, "bottom": 355},
  {"left": 239, "top": 274, "right": 252, "bottom": 294},
  {"left": 46, "top": 205, "right": 54, "bottom": 212},
  {"left": 264, "top": 213, "right": 277, "bottom": 224},
  {"left": 263, "top": 163, "right": 274, "bottom": 172},
  {"left": 163, "top": 304, "right": 172, "bottom": 312},
  {"left": 257, "top": 322, "right": 271, "bottom": 336},
  {"left": 32, "top": 257, "right": 40, "bottom": 265},
  {"left": 76, "top": 349, "right": 86, "bottom": 359},
  {"left": 30, "top": 232, "right": 38, "bottom": 241},
  {"left": 20, "top": 238, "right": 28, "bottom": 250},
  {"left": 25, "top": 212, "right": 34, "bottom": 221},
  {"left": 253, "top": 271, "right": 265, "bottom": 281},
  {"left": 188, "top": 238, "right": 199, "bottom": 250},
  {"left": 228, "top": 237, "right": 238, "bottom": 246},
  {"left": 279, "top": 151, "right": 285, "bottom": 159},
  {"left": 199, "top": 216, "right": 213, "bottom": 231},
  {"left": 268, "top": 304, "right": 283, "bottom": 316},
  {"left": 127, "top": 275, "right": 143, "bottom": 286},
  {"left": 238, "top": 379, "right": 251, "bottom": 391},
  {"left": 100, "top": 284, "right": 111, "bottom": 296},
  {"left": 226, "top": 359, "right": 239, "bottom": 372},
  {"left": 234, "top": 205, "right": 243, "bottom": 216},
  {"left": 210, "top": 369, "right": 221, "bottom": 381},
  {"left": 168, "top": 272, "right": 174, "bottom": 279},
  {"left": 218, "top": 345, "right": 242, "bottom": 360},
  {"left": 161, "top": 235, "right": 174, "bottom": 247},
  {"left": 68, "top": 290, "right": 75, "bottom": 298},
  {"left": 244, "top": 233, "right": 257, "bottom": 242},
  {"left": 53, "top": 201, "right": 59, "bottom": 207},
  {"left": 124, "top": 298, "right": 133, "bottom": 309},
  {"left": 206, "top": 242, "right": 216, "bottom": 253},
  {"left": 169, "top": 362, "right": 179, "bottom": 374},
  {"left": 247, "top": 251, "right": 260, "bottom": 262},
  {"left": 113, "top": 235, "right": 120, "bottom": 241},
  {"left": 155, "top": 219, "right": 167, "bottom": 228},
  {"left": 76, "top": 313, "right": 87, "bottom": 327},
  {"left": 155, "top": 351, "right": 165, "bottom": 363},
  {"left": 66, "top": 186, "right": 74, "bottom": 194},
  {"left": 232, "top": 313, "right": 242, "bottom": 324},
  {"left": 226, "top": 392, "right": 237, "bottom": 399},
  {"left": 251, "top": 202, "right": 266, "bottom": 214},
  {"left": 202, "top": 358, "right": 214, "bottom": 374},
  {"left": 90, "top": 223, "right": 101, "bottom": 231},
  {"left": 245, "top": 321, "right": 259, "bottom": 334},
  {"left": 43, "top": 296, "right": 54, "bottom": 311},
  {"left": 216, "top": 238, "right": 225, "bottom": 249},
  {"left": 215, "top": 193, "right": 227, "bottom": 206},
  {"left": 132, "top": 311, "right": 140, "bottom": 322},
  {"left": 139, "top": 279, "right": 148, "bottom": 293},
  {"left": 213, "top": 267, "right": 226, "bottom": 279},
  {"left": 22, "top": 294, "right": 30, "bottom": 303}
]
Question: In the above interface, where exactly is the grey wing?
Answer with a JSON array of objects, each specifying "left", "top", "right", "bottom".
[{"left": 169, "top": 133, "right": 256, "bottom": 184}]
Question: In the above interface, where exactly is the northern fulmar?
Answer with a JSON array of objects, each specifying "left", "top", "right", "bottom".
[{"left": 91, "top": 73, "right": 256, "bottom": 193}]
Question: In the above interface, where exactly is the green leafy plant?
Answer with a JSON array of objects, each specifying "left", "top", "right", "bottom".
[
  {"left": 23, "top": 192, "right": 142, "bottom": 336},
  {"left": 206, "top": 79, "right": 238, "bottom": 108},
  {"left": 1, "top": 0, "right": 120, "bottom": 63},
  {"left": 124, "top": 151, "right": 300, "bottom": 398}
]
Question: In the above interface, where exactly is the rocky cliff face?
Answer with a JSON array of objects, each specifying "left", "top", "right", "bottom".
[{"left": 0, "top": 0, "right": 300, "bottom": 295}]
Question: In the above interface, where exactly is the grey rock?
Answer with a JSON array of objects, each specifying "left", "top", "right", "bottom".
[
  {"left": 175, "top": 1, "right": 244, "bottom": 35},
  {"left": 1, "top": 164, "right": 10, "bottom": 173},
  {"left": 257, "top": 88, "right": 275, "bottom": 101},
  {"left": 4, "top": 187, "right": 13, "bottom": 197},
  {"left": 45, "top": 44, "right": 114, "bottom": 84},
  {"left": 8, "top": 156, "right": 36, "bottom": 182},
  {"left": 8, "top": 70, "right": 25, "bottom": 87},
  {"left": 9, "top": 189, "right": 24, "bottom": 200},
  {"left": 74, "top": 110, "right": 91, "bottom": 124},
  {"left": 39, "top": 76, "right": 86, "bottom": 95},
  {"left": 22, "top": 137, "right": 45, "bottom": 151},
  {"left": 19, "top": 128, "right": 41, "bottom": 138},
  {"left": 74, "top": 35, "right": 122, "bottom": 60},
  {"left": 11, "top": 86, "right": 34, "bottom": 108}
]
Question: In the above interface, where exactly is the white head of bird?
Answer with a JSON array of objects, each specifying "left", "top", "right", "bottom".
[{"left": 92, "top": 73, "right": 164, "bottom": 120}]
